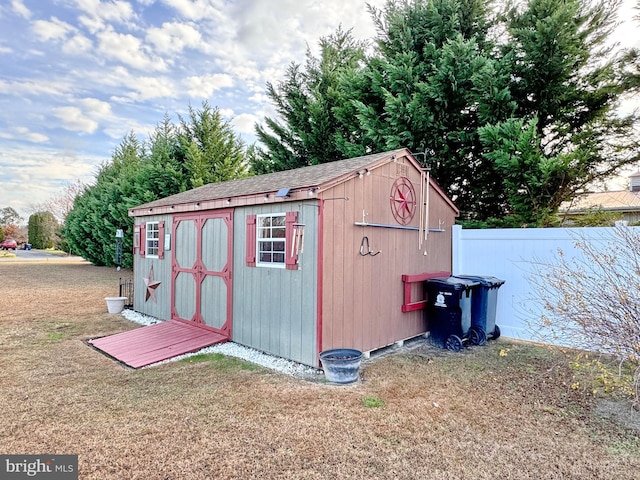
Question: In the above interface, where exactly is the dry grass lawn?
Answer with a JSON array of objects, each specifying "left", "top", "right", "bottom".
[{"left": 1, "top": 260, "right": 639, "bottom": 479}]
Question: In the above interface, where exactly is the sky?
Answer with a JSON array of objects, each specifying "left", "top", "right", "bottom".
[{"left": 0, "top": 0, "right": 638, "bottom": 221}]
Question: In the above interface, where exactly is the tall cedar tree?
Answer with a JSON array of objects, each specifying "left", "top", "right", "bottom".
[
  {"left": 179, "top": 102, "right": 249, "bottom": 188},
  {"left": 344, "top": 0, "right": 516, "bottom": 218},
  {"left": 478, "top": 0, "right": 639, "bottom": 225},
  {"left": 28, "top": 211, "right": 58, "bottom": 249},
  {"left": 64, "top": 104, "right": 250, "bottom": 267},
  {"left": 253, "top": 26, "right": 368, "bottom": 171},
  {"left": 254, "top": 0, "right": 639, "bottom": 224}
]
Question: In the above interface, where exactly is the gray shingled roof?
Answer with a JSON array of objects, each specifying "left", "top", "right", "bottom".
[{"left": 135, "top": 149, "right": 407, "bottom": 210}]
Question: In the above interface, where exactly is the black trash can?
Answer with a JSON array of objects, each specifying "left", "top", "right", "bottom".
[
  {"left": 455, "top": 275, "right": 505, "bottom": 342},
  {"left": 425, "top": 277, "right": 482, "bottom": 352}
]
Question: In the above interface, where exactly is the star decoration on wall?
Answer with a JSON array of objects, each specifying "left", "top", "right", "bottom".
[
  {"left": 144, "top": 265, "right": 161, "bottom": 303},
  {"left": 390, "top": 177, "right": 417, "bottom": 225}
]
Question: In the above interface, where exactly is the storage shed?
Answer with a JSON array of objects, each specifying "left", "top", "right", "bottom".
[{"left": 128, "top": 148, "right": 458, "bottom": 366}]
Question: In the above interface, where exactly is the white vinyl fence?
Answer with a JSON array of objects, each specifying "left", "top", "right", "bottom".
[{"left": 451, "top": 225, "right": 635, "bottom": 346}]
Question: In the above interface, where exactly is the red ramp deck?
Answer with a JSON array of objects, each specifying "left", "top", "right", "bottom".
[{"left": 89, "top": 319, "right": 227, "bottom": 368}]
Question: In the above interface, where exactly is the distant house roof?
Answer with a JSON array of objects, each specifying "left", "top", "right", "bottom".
[
  {"left": 129, "top": 148, "right": 458, "bottom": 217},
  {"left": 560, "top": 190, "right": 640, "bottom": 214}
]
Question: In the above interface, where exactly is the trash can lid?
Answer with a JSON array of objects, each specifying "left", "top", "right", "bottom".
[
  {"left": 454, "top": 275, "right": 505, "bottom": 287},
  {"left": 426, "top": 276, "right": 480, "bottom": 291}
]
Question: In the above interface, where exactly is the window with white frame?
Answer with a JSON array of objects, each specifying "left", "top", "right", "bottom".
[
  {"left": 146, "top": 221, "right": 160, "bottom": 257},
  {"left": 257, "top": 213, "right": 286, "bottom": 267}
]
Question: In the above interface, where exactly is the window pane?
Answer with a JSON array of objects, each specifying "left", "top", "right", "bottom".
[
  {"left": 273, "top": 241, "right": 285, "bottom": 252},
  {"left": 259, "top": 252, "right": 272, "bottom": 263},
  {"left": 273, "top": 253, "right": 285, "bottom": 263},
  {"left": 260, "top": 217, "right": 272, "bottom": 227},
  {"left": 272, "top": 226, "right": 286, "bottom": 238},
  {"left": 259, "top": 241, "right": 272, "bottom": 251}
]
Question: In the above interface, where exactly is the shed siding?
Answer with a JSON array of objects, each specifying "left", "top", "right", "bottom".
[
  {"left": 320, "top": 156, "right": 456, "bottom": 354},
  {"left": 232, "top": 202, "right": 319, "bottom": 366},
  {"left": 133, "top": 214, "right": 173, "bottom": 320}
]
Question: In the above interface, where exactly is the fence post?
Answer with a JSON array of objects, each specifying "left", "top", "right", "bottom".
[{"left": 451, "top": 224, "right": 463, "bottom": 275}]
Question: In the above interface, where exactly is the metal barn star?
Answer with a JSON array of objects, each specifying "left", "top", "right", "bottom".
[{"left": 144, "top": 265, "right": 161, "bottom": 302}]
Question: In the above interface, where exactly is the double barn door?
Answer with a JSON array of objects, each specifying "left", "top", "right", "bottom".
[{"left": 171, "top": 211, "right": 233, "bottom": 337}]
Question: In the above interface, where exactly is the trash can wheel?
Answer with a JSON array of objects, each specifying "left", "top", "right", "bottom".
[
  {"left": 445, "top": 335, "right": 463, "bottom": 352},
  {"left": 468, "top": 326, "right": 487, "bottom": 346},
  {"left": 491, "top": 325, "right": 501, "bottom": 341}
]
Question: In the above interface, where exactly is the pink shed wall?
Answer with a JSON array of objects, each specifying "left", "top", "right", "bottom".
[{"left": 319, "top": 153, "right": 457, "bottom": 354}]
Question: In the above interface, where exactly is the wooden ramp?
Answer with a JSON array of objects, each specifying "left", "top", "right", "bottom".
[{"left": 89, "top": 319, "right": 227, "bottom": 368}]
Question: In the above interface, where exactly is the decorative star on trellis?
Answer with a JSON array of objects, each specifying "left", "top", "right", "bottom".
[{"left": 144, "top": 265, "right": 161, "bottom": 302}]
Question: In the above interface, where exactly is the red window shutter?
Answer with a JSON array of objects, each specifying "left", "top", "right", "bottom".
[
  {"left": 158, "top": 221, "right": 165, "bottom": 259},
  {"left": 246, "top": 214, "right": 256, "bottom": 267},
  {"left": 139, "top": 223, "right": 146, "bottom": 258},
  {"left": 285, "top": 211, "right": 298, "bottom": 270}
]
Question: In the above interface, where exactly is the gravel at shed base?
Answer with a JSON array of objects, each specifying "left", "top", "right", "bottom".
[{"left": 121, "top": 309, "right": 323, "bottom": 380}]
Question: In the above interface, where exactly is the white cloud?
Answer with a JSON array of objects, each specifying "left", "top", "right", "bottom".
[
  {"left": 161, "top": 0, "right": 226, "bottom": 21},
  {"left": 97, "top": 27, "right": 167, "bottom": 71},
  {"left": 122, "top": 76, "right": 176, "bottom": 101},
  {"left": 230, "top": 112, "right": 258, "bottom": 134},
  {"left": 11, "top": 0, "right": 30, "bottom": 19},
  {"left": 0, "top": 126, "right": 48, "bottom": 143},
  {"left": 32, "top": 17, "right": 75, "bottom": 42},
  {"left": 186, "top": 73, "right": 233, "bottom": 97},
  {"left": 0, "top": 45, "right": 12, "bottom": 54},
  {"left": 146, "top": 21, "right": 202, "bottom": 55},
  {"left": 77, "top": 14, "right": 105, "bottom": 35},
  {"left": 0, "top": 146, "right": 104, "bottom": 219},
  {"left": 0, "top": 79, "right": 68, "bottom": 97},
  {"left": 52, "top": 106, "right": 99, "bottom": 133},
  {"left": 78, "top": 98, "right": 113, "bottom": 118},
  {"left": 74, "top": 0, "right": 136, "bottom": 25},
  {"left": 15, "top": 127, "right": 49, "bottom": 143},
  {"left": 49, "top": 98, "right": 113, "bottom": 135},
  {"left": 62, "top": 33, "right": 93, "bottom": 55}
]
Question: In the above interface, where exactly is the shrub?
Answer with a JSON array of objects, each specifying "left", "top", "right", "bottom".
[{"left": 528, "top": 225, "right": 640, "bottom": 406}]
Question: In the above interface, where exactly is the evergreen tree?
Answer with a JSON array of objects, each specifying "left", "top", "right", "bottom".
[
  {"left": 28, "top": 211, "right": 58, "bottom": 249},
  {"left": 481, "top": 0, "right": 640, "bottom": 225},
  {"left": 255, "top": 0, "right": 639, "bottom": 225},
  {"left": 64, "top": 105, "right": 253, "bottom": 267},
  {"left": 254, "top": 27, "right": 368, "bottom": 170},
  {"left": 179, "top": 102, "right": 249, "bottom": 187},
  {"left": 64, "top": 133, "right": 144, "bottom": 266}
]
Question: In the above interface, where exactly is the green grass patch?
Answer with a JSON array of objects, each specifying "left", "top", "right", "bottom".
[
  {"left": 46, "top": 332, "right": 66, "bottom": 342},
  {"left": 39, "top": 322, "right": 77, "bottom": 342},
  {"left": 181, "top": 352, "right": 260, "bottom": 372},
  {"left": 605, "top": 434, "right": 640, "bottom": 456},
  {"left": 362, "top": 396, "right": 386, "bottom": 408}
]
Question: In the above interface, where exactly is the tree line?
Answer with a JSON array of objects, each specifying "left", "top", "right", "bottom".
[
  {"left": 57, "top": 0, "right": 638, "bottom": 267},
  {"left": 254, "top": 0, "right": 639, "bottom": 226},
  {"left": 63, "top": 103, "right": 249, "bottom": 267}
]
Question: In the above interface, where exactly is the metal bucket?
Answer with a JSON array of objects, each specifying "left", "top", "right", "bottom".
[{"left": 319, "top": 348, "right": 363, "bottom": 384}]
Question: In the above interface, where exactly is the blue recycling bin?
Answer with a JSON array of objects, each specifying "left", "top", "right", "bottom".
[
  {"left": 425, "top": 277, "right": 483, "bottom": 352},
  {"left": 455, "top": 275, "right": 505, "bottom": 342}
]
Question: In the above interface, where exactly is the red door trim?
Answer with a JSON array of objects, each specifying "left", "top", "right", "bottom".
[{"left": 171, "top": 209, "right": 233, "bottom": 337}]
